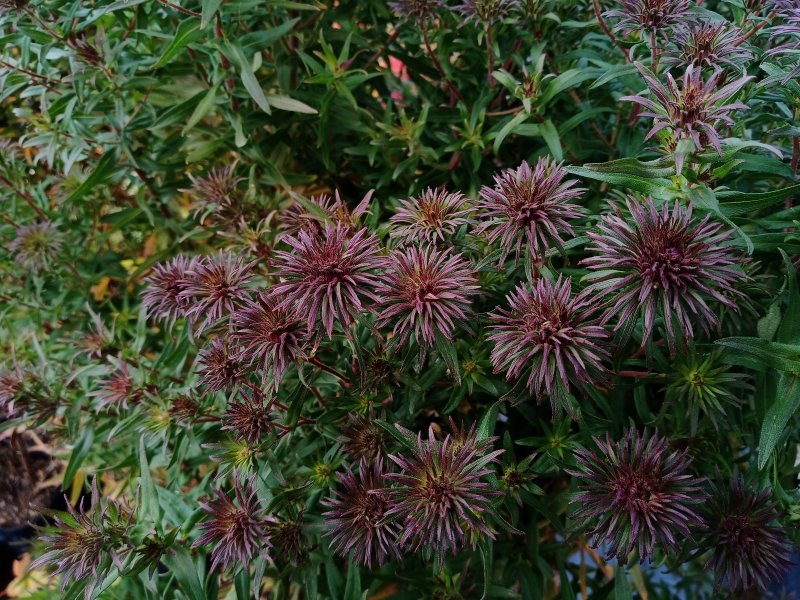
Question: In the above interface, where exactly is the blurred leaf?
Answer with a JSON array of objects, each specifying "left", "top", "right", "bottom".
[
  {"left": 758, "top": 373, "right": 800, "bottom": 470},
  {"left": 154, "top": 19, "right": 202, "bottom": 69}
]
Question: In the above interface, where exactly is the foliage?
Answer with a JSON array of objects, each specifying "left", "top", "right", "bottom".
[{"left": 2, "top": 0, "right": 800, "bottom": 598}]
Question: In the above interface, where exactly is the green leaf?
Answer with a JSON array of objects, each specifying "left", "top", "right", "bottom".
[
  {"left": 778, "top": 249, "right": 800, "bottom": 344},
  {"left": 228, "top": 43, "right": 271, "bottom": 115},
  {"left": 234, "top": 568, "right": 250, "bottom": 600},
  {"left": 138, "top": 438, "right": 162, "bottom": 529},
  {"left": 375, "top": 420, "right": 418, "bottom": 452},
  {"left": 435, "top": 333, "right": 461, "bottom": 385},
  {"left": 265, "top": 94, "right": 318, "bottom": 114},
  {"left": 66, "top": 151, "right": 118, "bottom": 203},
  {"left": 715, "top": 337, "right": 800, "bottom": 374},
  {"left": 758, "top": 373, "right": 800, "bottom": 470},
  {"left": 565, "top": 164, "right": 674, "bottom": 197},
  {"left": 201, "top": 0, "right": 223, "bottom": 28},
  {"left": 162, "top": 546, "right": 205, "bottom": 600},
  {"left": 590, "top": 63, "right": 638, "bottom": 89},
  {"left": 477, "top": 400, "right": 503, "bottom": 441},
  {"left": 183, "top": 81, "right": 221, "bottom": 134},
  {"left": 715, "top": 184, "right": 800, "bottom": 217},
  {"left": 614, "top": 566, "right": 633, "bottom": 600},
  {"left": 493, "top": 110, "right": 529, "bottom": 152},
  {"left": 540, "top": 119, "right": 562, "bottom": 161},
  {"left": 343, "top": 563, "right": 361, "bottom": 600},
  {"left": 62, "top": 424, "right": 94, "bottom": 490},
  {"left": 154, "top": 19, "right": 202, "bottom": 69},
  {"left": 479, "top": 542, "right": 492, "bottom": 600}
]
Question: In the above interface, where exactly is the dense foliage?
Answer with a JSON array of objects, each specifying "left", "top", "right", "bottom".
[{"left": 2, "top": 0, "right": 800, "bottom": 598}]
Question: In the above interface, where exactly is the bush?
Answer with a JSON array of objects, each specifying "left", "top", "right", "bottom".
[{"left": 1, "top": 0, "right": 799, "bottom": 598}]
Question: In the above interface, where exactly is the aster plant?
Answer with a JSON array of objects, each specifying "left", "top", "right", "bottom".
[
  {"left": 605, "top": 0, "right": 692, "bottom": 36},
  {"left": 376, "top": 245, "right": 479, "bottom": 348},
  {"left": 271, "top": 224, "right": 386, "bottom": 339},
  {"left": 384, "top": 422, "right": 503, "bottom": 562},
  {"left": 180, "top": 251, "right": 255, "bottom": 335},
  {"left": 389, "top": 187, "right": 473, "bottom": 245},
  {"left": 487, "top": 276, "right": 609, "bottom": 416},
  {"left": 476, "top": 158, "right": 584, "bottom": 268},
  {"left": 30, "top": 481, "right": 132, "bottom": 598},
  {"left": 622, "top": 63, "right": 752, "bottom": 173},
  {"left": 663, "top": 22, "right": 753, "bottom": 72},
  {"left": 569, "top": 428, "right": 705, "bottom": 562},
  {"left": 181, "top": 163, "right": 245, "bottom": 223},
  {"left": 221, "top": 386, "right": 283, "bottom": 447},
  {"left": 9, "top": 221, "right": 64, "bottom": 272},
  {"left": 194, "top": 477, "right": 269, "bottom": 571},
  {"left": 196, "top": 336, "right": 246, "bottom": 392},
  {"left": 390, "top": 0, "right": 445, "bottom": 28},
  {"left": 278, "top": 190, "right": 372, "bottom": 241},
  {"left": 702, "top": 476, "right": 793, "bottom": 592},
  {"left": 141, "top": 256, "right": 201, "bottom": 330},
  {"left": 231, "top": 292, "right": 309, "bottom": 388},
  {"left": 582, "top": 197, "right": 745, "bottom": 354},
  {"left": 322, "top": 458, "right": 402, "bottom": 569},
  {"left": 89, "top": 360, "right": 141, "bottom": 413}
]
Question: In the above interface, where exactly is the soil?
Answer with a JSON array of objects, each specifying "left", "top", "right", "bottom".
[{"left": 0, "top": 431, "right": 60, "bottom": 528}]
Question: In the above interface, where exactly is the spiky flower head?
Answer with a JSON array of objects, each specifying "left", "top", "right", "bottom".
[
  {"left": 385, "top": 422, "right": 503, "bottom": 562},
  {"left": 181, "top": 163, "right": 245, "bottom": 208},
  {"left": 389, "top": 187, "right": 474, "bottom": 246},
  {"left": 664, "top": 22, "right": 752, "bottom": 72},
  {"left": 30, "top": 480, "right": 131, "bottom": 597},
  {"left": 487, "top": 276, "right": 609, "bottom": 415},
  {"left": 605, "top": 0, "right": 692, "bottom": 34},
  {"left": 476, "top": 158, "right": 585, "bottom": 268},
  {"left": 221, "top": 387, "right": 281, "bottom": 447},
  {"left": 375, "top": 245, "right": 479, "bottom": 348},
  {"left": 702, "top": 476, "right": 792, "bottom": 592},
  {"left": 169, "top": 394, "right": 200, "bottom": 425},
  {"left": 231, "top": 292, "right": 309, "bottom": 389},
  {"left": 89, "top": 361, "right": 141, "bottom": 413},
  {"left": 622, "top": 63, "right": 752, "bottom": 173},
  {"left": 454, "top": 0, "right": 517, "bottom": 24},
  {"left": 141, "top": 256, "right": 201, "bottom": 330},
  {"left": 340, "top": 412, "right": 388, "bottom": 462},
  {"left": 765, "top": 2, "right": 800, "bottom": 81},
  {"left": 194, "top": 477, "right": 269, "bottom": 571},
  {"left": 180, "top": 251, "right": 255, "bottom": 335},
  {"left": 9, "top": 221, "right": 64, "bottom": 272},
  {"left": 569, "top": 428, "right": 705, "bottom": 562},
  {"left": 278, "top": 190, "right": 372, "bottom": 241},
  {"left": 664, "top": 350, "right": 747, "bottom": 435},
  {"left": 582, "top": 197, "right": 745, "bottom": 354},
  {"left": 271, "top": 224, "right": 386, "bottom": 339},
  {"left": 265, "top": 518, "right": 308, "bottom": 565},
  {"left": 196, "top": 336, "right": 246, "bottom": 392},
  {"left": 390, "top": 0, "right": 445, "bottom": 28},
  {"left": 322, "top": 458, "right": 401, "bottom": 569},
  {"left": 76, "top": 306, "right": 114, "bottom": 360}
]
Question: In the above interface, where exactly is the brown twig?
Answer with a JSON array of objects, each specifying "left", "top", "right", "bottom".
[
  {"left": 735, "top": 10, "right": 777, "bottom": 47},
  {"left": 158, "top": 0, "right": 202, "bottom": 18},
  {"left": 0, "top": 175, "right": 49, "bottom": 220},
  {"left": 592, "top": 0, "right": 630, "bottom": 63},
  {"left": 307, "top": 356, "right": 352, "bottom": 388},
  {"left": 0, "top": 60, "right": 59, "bottom": 94},
  {"left": 422, "top": 32, "right": 465, "bottom": 104}
]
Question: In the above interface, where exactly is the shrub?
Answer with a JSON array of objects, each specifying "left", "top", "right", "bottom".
[{"left": 1, "top": 0, "right": 799, "bottom": 598}]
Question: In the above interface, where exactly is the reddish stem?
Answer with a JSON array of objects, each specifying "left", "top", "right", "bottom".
[{"left": 307, "top": 357, "right": 352, "bottom": 388}]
